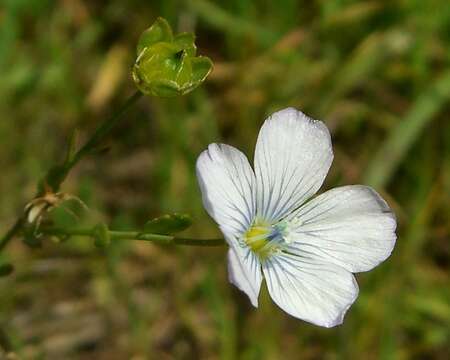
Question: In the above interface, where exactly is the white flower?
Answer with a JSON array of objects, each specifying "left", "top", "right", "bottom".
[{"left": 196, "top": 108, "right": 397, "bottom": 327}]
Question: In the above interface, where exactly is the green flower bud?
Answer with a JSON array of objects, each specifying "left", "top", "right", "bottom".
[
  {"left": 132, "top": 17, "right": 213, "bottom": 97},
  {"left": 144, "top": 213, "right": 192, "bottom": 235}
]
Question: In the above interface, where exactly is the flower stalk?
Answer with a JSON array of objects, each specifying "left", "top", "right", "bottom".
[{"left": 41, "top": 226, "right": 225, "bottom": 247}]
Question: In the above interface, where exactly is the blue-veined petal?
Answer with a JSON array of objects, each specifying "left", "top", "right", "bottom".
[
  {"left": 196, "top": 144, "right": 256, "bottom": 241},
  {"left": 228, "top": 245, "right": 262, "bottom": 307},
  {"left": 262, "top": 252, "right": 358, "bottom": 327},
  {"left": 285, "top": 185, "right": 397, "bottom": 273},
  {"left": 254, "top": 108, "right": 333, "bottom": 223}
]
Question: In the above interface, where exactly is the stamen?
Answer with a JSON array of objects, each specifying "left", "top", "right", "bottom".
[{"left": 243, "top": 219, "right": 284, "bottom": 260}]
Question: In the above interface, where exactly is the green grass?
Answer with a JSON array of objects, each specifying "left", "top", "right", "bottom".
[{"left": 0, "top": 0, "right": 449, "bottom": 358}]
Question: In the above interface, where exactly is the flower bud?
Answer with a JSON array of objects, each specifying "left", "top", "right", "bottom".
[
  {"left": 144, "top": 213, "right": 192, "bottom": 235},
  {"left": 132, "top": 17, "right": 213, "bottom": 97}
]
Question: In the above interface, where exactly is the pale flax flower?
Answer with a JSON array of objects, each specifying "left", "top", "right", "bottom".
[{"left": 196, "top": 108, "right": 397, "bottom": 327}]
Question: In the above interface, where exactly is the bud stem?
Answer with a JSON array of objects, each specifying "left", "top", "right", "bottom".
[{"left": 66, "top": 91, "right": 143, "bottom": 171}]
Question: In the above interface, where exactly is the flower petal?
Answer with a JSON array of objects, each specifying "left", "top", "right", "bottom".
[
  {"left": 254, "top": 108, "right": 333, "bottom": 223},
  {"left": 286, "top": 185, "right": 397, "bottom": 273},
  {"left": 228, "top": 245, "right": 262, "bottom": 307},
  {"left": 262, "top": 252, "right": 358, "bottom": 327},
  {"left": 196, "top": 143, "right": 256, "bottom": 240}
]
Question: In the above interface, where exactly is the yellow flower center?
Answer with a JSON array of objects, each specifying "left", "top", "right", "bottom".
[{"left": 244, "top": 220, "right": 282, "bottom": 260}]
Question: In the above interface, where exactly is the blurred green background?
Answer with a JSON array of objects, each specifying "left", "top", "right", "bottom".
[{"left": 1, "top": 0, "right": 449, "bottom": 359}]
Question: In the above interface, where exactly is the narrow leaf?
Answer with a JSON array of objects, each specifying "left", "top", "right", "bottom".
[
  {"left": 93, "top": 223, "right": 111, "bottom": 248},
  {"left": 64, "top": 129, "right": 79, "bottom": 165}
]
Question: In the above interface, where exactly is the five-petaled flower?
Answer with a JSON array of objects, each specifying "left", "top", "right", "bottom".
[{"left": 196, "top": 108, "right": 397, "bottom": 327}]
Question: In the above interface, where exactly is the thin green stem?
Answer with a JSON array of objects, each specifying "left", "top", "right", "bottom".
[
  {"left": 43, "top": 227, "right": 225, "bottom": 247},
  {"left": 0, "top": 91, "right": 143, "bottom": 252},
  {"left": 66, "top": 91, "right": 142, "bottom": 171},
  {"left": 0, "top": 218, "right": 24, "bottom": 251}
]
